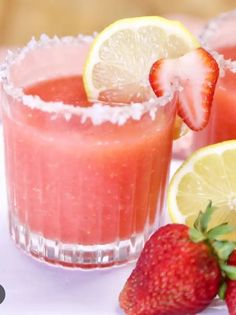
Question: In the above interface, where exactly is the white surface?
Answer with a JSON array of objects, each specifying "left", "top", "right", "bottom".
[{"left": 0, "top": 125, "right": 227, "bottom": 315}]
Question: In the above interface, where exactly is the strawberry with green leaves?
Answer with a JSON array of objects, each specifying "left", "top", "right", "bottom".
[
  {"left": 119, "top": 202, "right": 236, "bottom": 315},
  {"left": 220, "top": 250, "right": 236, "bottom": 314}
]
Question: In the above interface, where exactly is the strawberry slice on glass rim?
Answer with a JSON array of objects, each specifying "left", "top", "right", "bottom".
[{"left": 149, "top": 47, "right": 219, "bottom": 131}]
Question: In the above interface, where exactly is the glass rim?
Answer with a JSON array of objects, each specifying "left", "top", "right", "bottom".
[
  {"left": 0, "top": 34, "right": 175, "bottom": 126},
  {"left": 199, "top": 9, "right": 236, "bottom": 75}
]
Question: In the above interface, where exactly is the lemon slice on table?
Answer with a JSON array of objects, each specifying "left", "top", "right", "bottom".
[
  {"left": 168, "top": 140, "right": 236, "bottom": 240},
  {"left": 83, "top": 16, "right": 199, "bottom": 104}
]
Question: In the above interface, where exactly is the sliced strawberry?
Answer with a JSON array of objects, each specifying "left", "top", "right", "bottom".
[{"left": 149, "top": 47, "right": 219, "bottom": 131}]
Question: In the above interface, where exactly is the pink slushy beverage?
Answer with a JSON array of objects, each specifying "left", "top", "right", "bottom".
[{"left": 1, "top": 36, "right": 177, "bottom": 268}]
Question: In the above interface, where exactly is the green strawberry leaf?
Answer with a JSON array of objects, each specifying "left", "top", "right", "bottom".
[
  {"left": 189, "top": 227, "right": 206, "bottom": 243},
  {"left": 194, "top": 211, "right": 204, "bottom": 231},
  {"left": 218, "top": 282, "right": 227, "bottom": 300},
  {"left": 221, "top": 264, "right": 236, "bottom": 280},
  {"left": 200, "top": 201, "right": 214, "bottom": 232},
  {"left": 212, "top": 240, "right": 236, "bottom": 261},
  {"left": 207, "top": 223, "right": 236, "bottom": 240}
]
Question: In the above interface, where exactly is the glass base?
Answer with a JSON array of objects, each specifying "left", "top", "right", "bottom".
[{"left": 9, "top": 213, "right": 154, "bottom": 269}]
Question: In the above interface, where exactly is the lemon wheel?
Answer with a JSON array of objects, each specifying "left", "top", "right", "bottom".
[
  {"left": 83, "top": 16, "right": 199, "bottom": 101},
  {"left": 168, "top": 140, "right": 236, "bottom": 239}
]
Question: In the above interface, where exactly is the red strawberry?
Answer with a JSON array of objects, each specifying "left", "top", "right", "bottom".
[
  {"left": 225, "top": 251, "right": 236, "bottom": 314},
  {"left": 119, "top": 202, "right": 236, "bottom": 315},
  {"left": 149, "top": 47, "right": 219, "bottom": 131}
]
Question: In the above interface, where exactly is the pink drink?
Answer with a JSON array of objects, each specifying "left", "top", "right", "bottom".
[
  {"left": 1, "top": 36, "right": 177, "bottom": 268},
  {"left": 192, "top": 10, "right": 236, "bottom": 152},
  {"left": 192, "top": 46, "right": 236, "bottom": 148}
]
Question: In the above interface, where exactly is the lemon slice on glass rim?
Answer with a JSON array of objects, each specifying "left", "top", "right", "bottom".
[
  {"left": 83, "top": 16, "right": 199, "bottom": 106},
  {"left": 168, "top": 140, "right": 236, "bottom": 240}
]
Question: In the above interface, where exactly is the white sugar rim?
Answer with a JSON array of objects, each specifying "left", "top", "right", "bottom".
[
  {"left": 0, "top": 34, "right": 175, "bottom": 126},
  {"left": 199, "top": 9, "right": 236, "bottom": 75}
]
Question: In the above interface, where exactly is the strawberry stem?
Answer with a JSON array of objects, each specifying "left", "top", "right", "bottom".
[{"left": 189, "top": 228, "right": 206, "bottom": 242}]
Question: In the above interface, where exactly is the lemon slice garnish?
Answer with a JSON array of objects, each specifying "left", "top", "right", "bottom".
[{"left": 83, "top": 16, "right": 199, "bottom": 102}]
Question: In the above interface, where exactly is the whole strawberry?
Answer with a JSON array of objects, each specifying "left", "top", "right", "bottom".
[
  {"left": 224, "top": 251, "right": 236, "bottom": 314},
  {"left": 119, "top": 202, "right": 236, "bottom": 315}
]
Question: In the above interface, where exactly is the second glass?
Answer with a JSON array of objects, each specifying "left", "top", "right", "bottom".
[{"left": 192, "top": 10, "right": 236, "bottom": 150}]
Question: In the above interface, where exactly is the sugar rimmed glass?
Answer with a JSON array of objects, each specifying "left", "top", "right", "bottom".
[
  {"left": 1, "top": 35, "right": 177, "bottom": 268},
  {"left": 192, "top": 10, "right": 236, "bottom": 151},
  {"left": 171, "top": 10, "right": 236, "bottom": 160}
]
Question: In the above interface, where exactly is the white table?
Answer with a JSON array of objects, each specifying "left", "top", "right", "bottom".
[{"left": 0, "top": 125, "right": 227, "bottom": 315}]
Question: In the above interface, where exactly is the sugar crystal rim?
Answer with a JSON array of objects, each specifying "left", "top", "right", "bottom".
[
  {"left": 199, "top": 9, "right": 236, "bottom": 75},
  {"left": 0, "top": 34, "right": 175, "bottom": 125}
]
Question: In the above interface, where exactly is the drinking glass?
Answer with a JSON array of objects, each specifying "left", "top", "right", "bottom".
[
  {"left": 1, "top": 35, "right": 177, "bottom": 268},
  {"left": 192, "top": 10, "right": 236, "bottom": 150}
]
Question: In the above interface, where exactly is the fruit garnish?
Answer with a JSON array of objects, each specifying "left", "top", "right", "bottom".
[
  {"left": 83, "top": 16, "right": 199, "bottom": 102},
  {"left": 168, "top": 140, "right": 236, "bottom": 241},
  {"left": 149, "top": 47, "right": 219, "bottom": 131},
  {"left": 119, "top": 202, "right": 236, "bottom": 315},
  {"left": 83, "top": 17, "right": 200, "bottom": 139}
]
